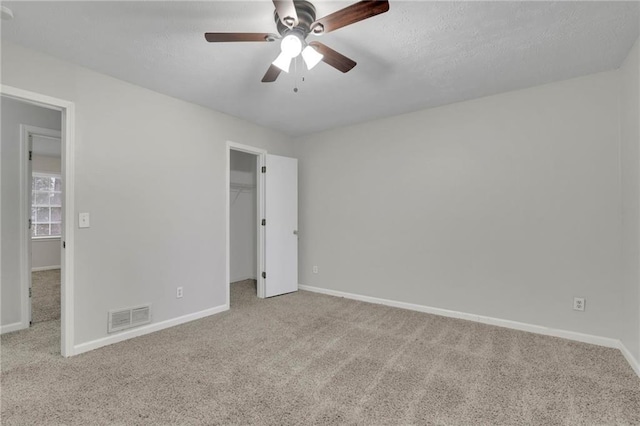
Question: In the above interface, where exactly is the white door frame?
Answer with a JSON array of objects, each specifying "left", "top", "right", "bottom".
[
  {"left": 226, "top": 141, "right": 266, "bottom": 303},
  {"left": 1, "top": 85, "right": 75, "bottom": 357},
  {"left": 20, "top": 125, "right": 62, "bottom": 326}
]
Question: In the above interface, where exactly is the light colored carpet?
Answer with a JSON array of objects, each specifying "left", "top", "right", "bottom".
[
  {"left": 1, "top": 280, "right": 639, "bottom": 425},
  {"left": 31, "top": 269, "right": 61, "bottom": 323}
]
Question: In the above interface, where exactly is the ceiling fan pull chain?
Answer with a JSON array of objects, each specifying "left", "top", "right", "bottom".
[{"left": 293, "top": 56, "right": 299, "bottom": 93}]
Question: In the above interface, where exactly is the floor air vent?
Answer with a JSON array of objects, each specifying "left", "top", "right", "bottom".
[{"left": 108, "top": 305, "right": 151, "bottom": 333}]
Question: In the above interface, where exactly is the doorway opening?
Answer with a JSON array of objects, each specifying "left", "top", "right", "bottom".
[
  {"left": 226, "top": 142, "right": 299, "bottom": 307},
  {"left": 227, "top": 142, "right": 266, "bottom": 307},
  {"left": 28, "top": 126, "right": 62, "bottom": 325},
  {"left": 0, "top": 86, "right": 75, "bottom": 357}
]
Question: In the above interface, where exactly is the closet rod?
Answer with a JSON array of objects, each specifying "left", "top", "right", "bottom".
[{"left": 230, "top": 182, "right": 255, "bottom": 190}]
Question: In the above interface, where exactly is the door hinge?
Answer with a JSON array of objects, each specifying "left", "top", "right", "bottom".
[
  {"left": 63, "top": 241, "right": 66, "bottom": 249},
  {"left": 29, "top": 287, "right": 32, "bottom": 298},
  {"left": 29, "top": 150, "right": 33, "bottom": 161},
  {"left": 261, "top": 219, "right": 266, "bottom": 226},
  {"left": 28, "top": 218, "right": 32, "bottom": 230},
  {"left": 261, "top": 166, "right": 266, "bottom": 173},
  {"left": 262, "top": 272, "right": 266, "bottom": 279}
]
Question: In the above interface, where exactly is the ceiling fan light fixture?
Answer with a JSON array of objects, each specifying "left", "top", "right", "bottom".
[
  {"left": 280, "top": 34, "right": 303, "bottom": 58},
  {"left": 302, "top": 45, "right": 323, "bottom": 70},
  {"left": 204, "top": 0, "right": 391, "bottom": 83},
  {"left": 272, "top": 51, "right": 292, "bottom": 73}
]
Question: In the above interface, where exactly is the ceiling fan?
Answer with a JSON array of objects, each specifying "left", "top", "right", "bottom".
[{"left": 204, "top": 0, "right": 390, "bottom": 83}]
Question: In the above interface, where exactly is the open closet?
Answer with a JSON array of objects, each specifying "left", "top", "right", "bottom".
[{"left": 229, "top": 150, "right": 258, "bottom": 296}]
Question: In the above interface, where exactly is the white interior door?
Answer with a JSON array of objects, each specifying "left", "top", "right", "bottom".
[{"left": 264, "top": 154, "right": 298, "bottom": 298}]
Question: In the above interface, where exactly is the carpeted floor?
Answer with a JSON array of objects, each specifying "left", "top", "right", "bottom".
[
  {"left": 1, "top": 280, "right": 639, "bottom": 425},
  {"left": 31, "top": 269, "right": 61, "bottom": 323}
]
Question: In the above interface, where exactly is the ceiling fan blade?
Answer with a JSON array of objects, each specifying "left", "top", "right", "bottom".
[
  {"left": 262, "top": 64, "right": 282, "bottom": 83},
  {"left": 308, "top": 42, "right": 357, "bottom": 73},
  {"left": 273, "top": 0, "right": 298, "bottom": 27},
  {"left": 204, "top": 33, "right": 278, "bottom": 43},
  {"left": 311, "top": 0, "right": 389, "bottom": 34}
]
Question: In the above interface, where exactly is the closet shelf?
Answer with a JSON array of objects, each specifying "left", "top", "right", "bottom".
[
  {"left": 230, "top": 182, "right": 255, "bottom": 205},
  {"left": 230, "top": 182, "right": 255, "bottom": 191}
]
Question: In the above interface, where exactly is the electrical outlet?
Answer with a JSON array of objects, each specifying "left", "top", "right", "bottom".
[
  {"left": 573, "top": 297, "right": 585, "bottom": 311},
  {"left": 177, "top": 287, "right": 183, "bottom": 299},
  {"left": 312, "top": 266, "right": 318, "bottom": 274}
]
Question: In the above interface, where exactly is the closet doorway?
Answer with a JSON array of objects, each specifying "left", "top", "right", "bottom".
[
  {"left": 229, "top": 148, "right": 261, "bottom": 301},
  {"left": 226, "top": 141, "right": 299, "bottom": 307}
]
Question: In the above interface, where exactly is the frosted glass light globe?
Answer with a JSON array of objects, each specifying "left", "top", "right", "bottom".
[
  {"left": 302, "top": 45, "right": 323, "bottom": 70},
  {"left": 281, "top": 34, "right": 302, "bottom": 58}
]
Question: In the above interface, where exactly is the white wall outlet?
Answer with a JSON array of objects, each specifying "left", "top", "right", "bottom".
[
  {"left": 176, "top": 287, "right": 183, "bottom": 299},
  {"left": 573, "top": 297, "right": 585, "bottom": 311},
  {"left": 312, "top": 265, "right": 318, "bottom": 274},
  {"left": 78, "top": 212, "right": 90, "bottom": 228}
]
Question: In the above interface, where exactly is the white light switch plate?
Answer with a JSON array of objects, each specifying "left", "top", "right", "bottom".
[{"left": 79, "top": 212, "right": 90, "bottom": 228}]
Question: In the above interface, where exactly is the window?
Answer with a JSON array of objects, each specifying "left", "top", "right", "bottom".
[{"left": 31, "top": 173, "right": 62, "bottom": 238}]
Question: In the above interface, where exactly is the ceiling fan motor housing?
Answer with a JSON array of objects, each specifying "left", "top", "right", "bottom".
[{"left": 275, "top": 0, "right": 317, "bottom": 38}]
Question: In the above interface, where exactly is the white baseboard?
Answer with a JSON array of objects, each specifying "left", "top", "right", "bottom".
[
  {"left": 32, "top": 265, "right": 61, "bottom": 272},
  {"left": 300, "top": 285, "right": 640, "bottom": 378},
  {"left": 299, "top": 285, "right": 619, "bottom": 348},
  {"left": 1, "top": 321, "right": 27, "bottom": 335},
  {"left": 72, "top": 304, "right": 229, "bottom": 356},
  {"left": 299, "top": 284, "right": 640, "bottom": 378},
  {"left": 231, "top": 276, "right": 257, "bottom": 283},
  {"left": 619, "top": 342, "right": 640, "bottom": 377}
]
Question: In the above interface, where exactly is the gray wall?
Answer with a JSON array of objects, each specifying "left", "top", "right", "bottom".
[
  {"left": 1, "top": 42, "right": 293, "bottom": 345},
  {"left": 230, "top": 150, "right": 257, "bottom": 282},
  {"left": 294, "top": 70, "right": 624, "bottom": 341},
  {"left": 1, "top": 97, "right": 61, "bottom": 327},
  {"left": 31, "top": 238, "right": 61, "bottom": 271},
  {"left": 620, "top": 39, "right": 640, "bottom": 362}
]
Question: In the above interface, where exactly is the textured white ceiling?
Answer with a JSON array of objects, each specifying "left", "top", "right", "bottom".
[{"left": 2, "top": 1, "right": 638, "bottom": 136}]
